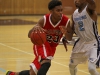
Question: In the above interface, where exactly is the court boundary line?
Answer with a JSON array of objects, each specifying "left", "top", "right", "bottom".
[
  {"left": 0, "top": 68, "right": 6, "bottom": 72},
  {"left": 0, "top": 42, "right": 89, "bottom": 74}
]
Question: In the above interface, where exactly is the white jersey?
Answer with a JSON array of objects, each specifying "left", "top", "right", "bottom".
[
  {"left": 73, "top": 6, "right": 98, "bottom": 42},
  {"left": 70, "top": 6, "right": 100, "bottom": 66}
]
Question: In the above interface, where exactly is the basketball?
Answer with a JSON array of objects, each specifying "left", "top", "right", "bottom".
[{"left": 30, "top": 31, "right": 46, "bottom": 45}]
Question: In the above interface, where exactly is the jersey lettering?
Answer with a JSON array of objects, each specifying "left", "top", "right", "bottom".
[
  {"left": 47, "top": 35, "right": 59, "bottom": 43},
  {"left": 78, "top": 21, "right": 85, "bottom": 31}
]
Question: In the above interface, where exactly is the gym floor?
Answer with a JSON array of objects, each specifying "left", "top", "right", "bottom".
[{"left": 0, "top": 15, "right": 100, "bottom": 75}]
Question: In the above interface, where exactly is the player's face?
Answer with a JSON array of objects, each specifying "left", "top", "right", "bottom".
[
  {"left": 74, "top": 0, "right": 86, "bottom": 8},
  {"left": 51, "top": 5, "right": 63, "bottom": 21}
]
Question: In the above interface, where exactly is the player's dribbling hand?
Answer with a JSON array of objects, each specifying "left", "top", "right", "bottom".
[
  {"left": 33, "top": 25, "right": 46, "bottom": 33},
  {"left": 28, "top": 25, "right": 46, "bottom": 38}
]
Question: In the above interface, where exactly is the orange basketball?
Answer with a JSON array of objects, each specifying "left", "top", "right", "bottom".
[{"left": 30, "top": 31, "right": 46, "bottom": 45}]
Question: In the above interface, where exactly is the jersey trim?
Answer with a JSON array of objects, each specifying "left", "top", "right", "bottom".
[
  {"left": 49, "top": 14, "right": 62, "bottom": 28},
  {"left": 43, "top": 16, "right": 46, "bottom": 27}
]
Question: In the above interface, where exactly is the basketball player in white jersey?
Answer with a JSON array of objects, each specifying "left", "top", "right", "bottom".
[{"left": 60, "top": 0, "right": 100, "bottom": 75}]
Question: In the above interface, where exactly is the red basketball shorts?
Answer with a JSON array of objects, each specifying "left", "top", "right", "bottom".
[{"left": 30, "top": 41, "right": 56, "bottom": 74}]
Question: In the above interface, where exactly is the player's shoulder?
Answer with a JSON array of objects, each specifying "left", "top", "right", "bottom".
[
  {"left": 44, "top": 14, "right": 50, "bottom": 17},
  {"left": 43, "top": 14, "right": 50, "bottom": 20}
]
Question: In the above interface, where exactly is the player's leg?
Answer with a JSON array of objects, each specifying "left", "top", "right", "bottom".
[
  {"left": 69, "top": 63, "right": 77, "bottom": 75},
  {"left": 35, "top": 42, "right": 54, "bottom": 75},
  {"left": 29, "top": 59, "right": 51, "bottom": 75},
  {"left": 30, "top": 60, "right": 51, "bottom": 75},
  {"left": 6, "top": 70, "right": 30, "bottom": 75},
  {"left": 6, "top": 46, "right": 40, "bottom": 75},
  {"left": 88, "top": 47, "right": 99, "bottom": 75},
  {"left": 29, "top": 58, "right": 51, "bottom": 75},
  {"left": 37, "top": 59, "right": 51, "bottom": 75},
  {"left": 69, "top": 39, "right": 87, "bottom": 75},
  {"left": 30, "top": 66, "right": 36, "bottom": 75},
  {"left": 29, "top": 56, "right": 41, "bottom": 75},
  {"left": 88, "top": 61, "right": 99, "bottom": 75}
]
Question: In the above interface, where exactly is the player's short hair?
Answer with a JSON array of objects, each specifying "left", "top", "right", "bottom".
[{"left": 48, "top": 0, "right": 62, "bottom": 10}]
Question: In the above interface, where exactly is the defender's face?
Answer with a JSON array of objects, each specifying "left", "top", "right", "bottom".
[
  {"left": 50, "top": 5, "right": 63, "bottom": 20},
  {"left": 74, "top": 0, "right": 86, "bottom": 8}
]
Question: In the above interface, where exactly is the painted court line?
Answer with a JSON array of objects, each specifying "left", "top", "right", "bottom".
[
  {"left": 0, "top": 68, "right": 6, "bottom": 72},
  {"left": 0, "top": 42, "right": 89, "bottom": 74}
]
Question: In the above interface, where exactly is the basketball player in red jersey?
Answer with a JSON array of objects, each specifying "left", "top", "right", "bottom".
[{"left": 6, "top": 0, "right": 73, "bottom": 75}]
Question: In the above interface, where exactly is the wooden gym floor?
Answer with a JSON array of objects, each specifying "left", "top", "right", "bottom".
[{"left": 0, "top": 15, "right": 100, "bottom": 75}]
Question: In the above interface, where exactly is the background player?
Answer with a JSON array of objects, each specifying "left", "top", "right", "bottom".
[{"left": 6, "top": 0, "right": 72, "bottom": 75}]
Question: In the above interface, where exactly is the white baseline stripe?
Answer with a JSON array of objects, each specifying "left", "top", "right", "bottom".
[{"left": 0, "top": 42, "right": 89, "bottom": 74}]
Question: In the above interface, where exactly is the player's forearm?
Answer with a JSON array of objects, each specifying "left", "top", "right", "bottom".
[
  {"left": 64, "top": 25, "right": 74, "bottom": 41},
  {"left": 64, "top": 30, "right": 73, "bottom": 41}
]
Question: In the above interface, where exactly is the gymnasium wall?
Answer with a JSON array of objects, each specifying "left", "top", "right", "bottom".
[
  {"left": 0, "top": 0, "right": 50, "bottom": 15},
  {"left": 62, "top": 0, "right": 100, "bottom": 15},
  {"left": 0, "top": 0, "right": 100, "bottom": 15}
]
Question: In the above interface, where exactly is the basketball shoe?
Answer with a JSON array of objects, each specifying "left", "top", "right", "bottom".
[{"left": 6, "top": 71, "right": 15, "bottom": 75}]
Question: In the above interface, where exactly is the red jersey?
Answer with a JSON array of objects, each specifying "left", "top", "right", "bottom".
[
  {"left": 31, "top": 14, "right": 70, "bottom": 72},
  {"left": 43, "top": 14, "right": 70, "bottom": 47}
]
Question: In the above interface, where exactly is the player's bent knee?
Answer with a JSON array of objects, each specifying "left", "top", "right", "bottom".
[
  {"left": 19, "top": 70, "right": 30, "bottom": 75},
  {"left": 30, "top": 66, "right": 36, "bottom": 75},
  {"left": 37, "top": 62, "right": 51, "bottom": 75},
  {"left": 40, "top": 59, "right": 51, "bottom": 65}
]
